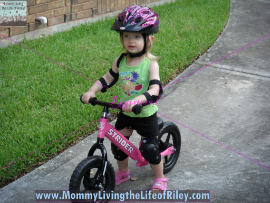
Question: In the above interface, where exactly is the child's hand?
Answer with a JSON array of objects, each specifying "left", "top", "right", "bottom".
[
  {"left": 122, "top": 100, "right": 135, "bottom": 113},
  {"left": 81, "top": 92, "right": 96, "bottom": 104}
]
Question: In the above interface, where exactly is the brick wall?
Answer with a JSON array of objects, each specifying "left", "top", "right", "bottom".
[{"left": 0, "top": 0, "right": 160, "bottom": 39}]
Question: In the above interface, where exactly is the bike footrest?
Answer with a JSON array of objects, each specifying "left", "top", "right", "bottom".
[
  {"left": 160, "top": 146, "right": 175, "bottom": 157},
  {"left": 136, "top": 160, "right": 148, "bottom": 167}
]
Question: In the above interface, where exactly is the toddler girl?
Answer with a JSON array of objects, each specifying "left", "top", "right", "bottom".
[{"left": 82, "top": 5, "right": 167, "bottom": 193}]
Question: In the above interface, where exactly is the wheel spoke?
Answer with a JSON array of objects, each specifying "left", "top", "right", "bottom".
[
  {"left": 84, "top": 173, "right": 91, "bottom": 182},
  {"left": 102, "top": 183, "right": 107, "bottom": 189},
  {"left": 94, "top": 168, "right": 100, "bottom": 179},
  {"left": 82, "top": 188, "right": 91, "bottom": 192},
  {"left": 166, "top": 133, "right": 171, "bottom": 143}
]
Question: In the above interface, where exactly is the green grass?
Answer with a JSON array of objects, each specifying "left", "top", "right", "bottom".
[{"left": 0, "top": 0, "right": 230, "bottom": 186}]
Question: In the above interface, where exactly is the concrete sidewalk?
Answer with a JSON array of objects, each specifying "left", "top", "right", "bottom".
[{"left": 1, "top": 0, "right": 270, "bottom": 202}]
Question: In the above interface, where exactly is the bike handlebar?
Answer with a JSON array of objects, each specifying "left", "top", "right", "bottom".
[{"left": 80, "top": 95, "right": 142, "bottom": 115}]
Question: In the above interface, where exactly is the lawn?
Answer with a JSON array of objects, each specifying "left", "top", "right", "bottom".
[{"left": 0, "top": 0, "right": 230, "bottom": 186}]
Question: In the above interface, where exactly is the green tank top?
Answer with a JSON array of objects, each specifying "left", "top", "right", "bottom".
[{"left": 119, "top": 56, "right": 158, "bottom": 117}]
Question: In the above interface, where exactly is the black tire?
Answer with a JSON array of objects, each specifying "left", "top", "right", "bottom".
[
  {"left": 69, "top": 155, "right": 115, "bottom": 203},
  {"left": 158, "top": 121, "right": 181, "bottom": 174}
]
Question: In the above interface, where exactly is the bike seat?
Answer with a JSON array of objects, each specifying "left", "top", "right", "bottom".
[
  {"left": 126, "top": 117, "right": 164, "bottom": 130},
  {"left": 157, "top": 117, "right": 164, "bottom": 130}
]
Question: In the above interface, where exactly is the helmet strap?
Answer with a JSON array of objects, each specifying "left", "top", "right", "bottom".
[{"left": 128, "top": 33, "right": 147, "bottom": 58}]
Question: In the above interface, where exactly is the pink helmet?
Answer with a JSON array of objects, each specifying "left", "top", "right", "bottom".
[{"left": 111, "top": 5, "right": 159, "bottom": 34}]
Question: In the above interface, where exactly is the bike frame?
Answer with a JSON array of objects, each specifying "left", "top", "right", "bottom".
[{"left": 87, "top": 106, "right": 174, "bottom": 187}]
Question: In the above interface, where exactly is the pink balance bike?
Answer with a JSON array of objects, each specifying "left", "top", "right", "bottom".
[{"left": 69, "top": 97, "right": 181, "bottom": 202}]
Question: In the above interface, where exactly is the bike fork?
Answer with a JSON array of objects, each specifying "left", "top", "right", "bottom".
[{"left": 88, "top": 138, "right": 108, "bottom": 189}]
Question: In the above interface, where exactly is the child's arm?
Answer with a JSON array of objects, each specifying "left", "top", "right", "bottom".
[
  {"left": 81, "top": 57, "right": 119, "bottom": 104},
  {"left": 123, "top": 60, "right": 160, "bottom": 112},
  {"left": 147, "top": 60, "right": 161, "bottom": 96}
]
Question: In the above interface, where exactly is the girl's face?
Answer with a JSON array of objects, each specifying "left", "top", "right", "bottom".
[{"left": 121, "top": 32, "right": 144, "bottom": 54}]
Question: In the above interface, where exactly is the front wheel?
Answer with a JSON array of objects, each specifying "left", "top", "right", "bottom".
[
  {"left": 158, "top": 121, "right": 181, "bottom": 174},
  {"left": 69, "top": 155, "right": 115, "bottom": 203}
]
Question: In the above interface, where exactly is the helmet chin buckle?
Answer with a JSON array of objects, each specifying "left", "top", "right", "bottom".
[{"left": 128, "top": 50, "right": 147, "bottom": 58}]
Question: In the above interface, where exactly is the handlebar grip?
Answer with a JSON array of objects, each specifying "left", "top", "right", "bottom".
[
  {"left": 89, "top": 97, "right": 97, "bottom": 106},
  {"left": 80, "top": 95, "right": 97, "bottom": 105},
  {"left": 132, "top": 105, "right": 142, "bottom": 115}
]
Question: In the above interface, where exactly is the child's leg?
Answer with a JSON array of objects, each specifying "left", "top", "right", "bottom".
[
  {"left": 150, "top": 159, "right": 164, "bottom": 179},
  {"left": 141, "top": 136, "right": 168, "bottom": 193},
  {"left": 150, "top": 160, "right": 168, "bottom": 193},
  {"left": 116, "top": 127, "right": 132, "bottom": 172},
  {"left": 113, "top": 127, "right": 133, "bottom": 185},
  {"left": 117, "top": 158, "right": 129, "bottom": 173}
]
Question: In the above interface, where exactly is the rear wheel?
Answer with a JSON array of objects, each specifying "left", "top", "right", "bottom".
[
  {"left": 69, "top": 156, "right": 115, "bottom": 203},
  {"left": 158, "top": 122, "right": 181, "bottom": 174}
]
